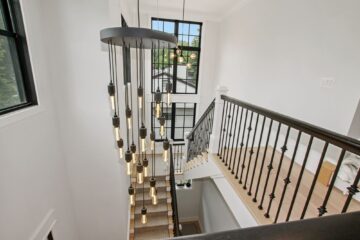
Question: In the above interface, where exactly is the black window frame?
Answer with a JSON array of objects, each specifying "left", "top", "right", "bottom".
[
  {"left": 151, "top": 102, "right": 196, "bottom": 142},
  {"left": 151, "top": 17, "right": 202, "bottom": 95},
  {"left": 0, "top": 0, "right": 37, "bottom": 115}
]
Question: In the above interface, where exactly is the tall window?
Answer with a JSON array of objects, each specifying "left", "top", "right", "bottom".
[
  {"left": 0, "top": 0, "right": 36, "bottom": 115},
  {"left": 151, "top": 102, "right": 196, "bottom": 141},
  {"left": 151, "top": 18, "right": 202, "bottom": 94}
]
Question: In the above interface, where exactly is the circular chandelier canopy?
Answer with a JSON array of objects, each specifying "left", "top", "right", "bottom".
[{"left": 100, "top": 27, "right": 177, "bottom": 49}]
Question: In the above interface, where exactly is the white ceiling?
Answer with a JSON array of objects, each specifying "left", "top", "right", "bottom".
[{"left": 137, "top": 0, "right": 241, "bottom": 18}]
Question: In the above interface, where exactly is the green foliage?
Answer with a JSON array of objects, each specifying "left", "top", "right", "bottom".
[{"left": 0, "top": 36, "right": 22, "bottom": 109}]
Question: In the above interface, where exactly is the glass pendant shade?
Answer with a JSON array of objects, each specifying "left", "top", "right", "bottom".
[
  {"left": 126, "top": 107, "right": 132, "bottom": 130},
  {"left": 138, "top": 87, "right": 143, "bottom": 109},
  {"left": 176, "top": 48, "right": 181, "bottom": 55},
  {"left": 139, "top": 125, "right": 147, "bottom": 153},
  {"left": 152, "top": 193, "right": 158, "bottom": 205},
  {"left": 150, "top": 131, "right": 155, "bottom": 151},
  {"left": 170, "top": 52, "right": 175, "bottom": 59},
  {"left": 131, "top": 143, "right": 137, "bottom": 164},
  {"left": 141, "top": 208, "right": 147, "bottom": 224},
  {"left": 178, "top": 56, "right": 184, "bottom": 63},
  {"left": 143, "top": 158, "right": 149, "bottom": 177},
  {"left": 149, "top": 178, "right": 156, "bottom": 197},
  {"left": 108, "top": 83, "right": 115, "bottom": 111},
  {"left": 159, "top": 116, "right": 166, "bottom": 137},
  {"left": 125, "top": 150, "right": 132, "bottom": 175},
  {"left": 112, "top": 115, "right": 120, "bottom": 141},
  {"left": 128, "top": 186, "right": 135, "bottom": 206},
  {"left": 163, "top": 139, "right": 170, "bottom": 162},
  {"left": 166, "top": 83, "right": 172, "bottom": 105},
  {"left": 117, "top": 139, "right": 124, "bottom": 159},
  {"left": 190, "top": 53, "right": 196, "bottom": 60},
  {"left": 137, "top": 162, "right": 144, "bottom": 184},
  {"left": 186, "top": 62, "right": 192, "bottom": 69},
  {"left": 155, "top": 103, "right": 161, "bottom": 118}
]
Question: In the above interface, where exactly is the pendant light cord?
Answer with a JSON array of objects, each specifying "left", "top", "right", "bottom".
[
  {"left": 182, "top": 0, "right": 185, "bottom": 21},
  {"left": 137, "top": 0, "right": 140, "bottom": 28}
]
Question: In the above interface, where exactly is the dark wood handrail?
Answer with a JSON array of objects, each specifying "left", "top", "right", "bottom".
[
  {"left": 169, "top": 146, "right": 181, "bottom": 236},
  {"left": 172, "top": 211, "right": 360, "bottom": 240},
  {"left": 187, "top": 99, "right": 216, "bottom": 140},
  {"left": 221, "top": 95, "right": 360, "bottom": 155}
]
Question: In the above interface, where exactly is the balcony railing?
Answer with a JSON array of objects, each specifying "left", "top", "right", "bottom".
[
  {"left": 216, "top": 95, "right": 360, "bottom": 222},
  {"left": 185, "top": 93, "right": 360, "bottom": 224}
]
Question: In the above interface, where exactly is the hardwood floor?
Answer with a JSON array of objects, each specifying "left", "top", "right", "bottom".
[{"left": 212, "top": 147, "right": 360, "bottom": 225}]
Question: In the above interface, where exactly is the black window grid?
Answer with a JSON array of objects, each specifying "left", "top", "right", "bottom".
[
  {"left": 0, "top": 0, "right": 37, "bottom": 115},
  {"left": 151, "top": 102, "right": 196, "bottom": 141},
  {"left": 151, "top": 18, "right": 202, "bottom": 94}
]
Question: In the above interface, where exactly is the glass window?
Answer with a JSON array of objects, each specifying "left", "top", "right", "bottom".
[
  {"left": 151, "top": 18, "right": 202, "bottom": 94},
  {"left": 0, "top": 0, "right": 37, "bottom": 115},
  {"left": 151, "top": 102, "right": 196, "bottom": 141}
]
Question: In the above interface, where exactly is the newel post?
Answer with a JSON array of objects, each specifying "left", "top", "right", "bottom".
[{"left": 208, "top": 85, "right": 229, "bottom": 154}]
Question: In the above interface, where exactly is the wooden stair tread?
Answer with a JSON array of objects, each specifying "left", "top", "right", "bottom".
[
  {"left": 134, "top": 214, "right": 169, "bottom": 229},
  {"left": 134, "top": 226, "right": 170, "bottom": 240},
  {"left": 135, "top": 203, "right": 168, "bottom": 214},
  {"left": 135, "top": 191, "right": 167, "bottom": 201}
]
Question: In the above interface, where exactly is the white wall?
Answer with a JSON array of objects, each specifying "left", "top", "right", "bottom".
[
  {"left": 199, "top": 178, "right": 239, "bottom": 233},
  {"left": 216, "top": 0, "right": 360, "bottom": 136},
  {"left": 0, "top": 0, "right": 78, "bottom": 239},
  {"left": 177, "top": 180, "right": 203, "bottom": 222},
  {"left": 38, "top": 0, "right": 131, "bottom": 239}
]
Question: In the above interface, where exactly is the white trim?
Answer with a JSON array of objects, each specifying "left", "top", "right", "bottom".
[
  {"left": 0, "top": 105, "right": 45, "bottom": 128},
  {"left": 29, "top": 209, "right": 57, "bottom": 240}
]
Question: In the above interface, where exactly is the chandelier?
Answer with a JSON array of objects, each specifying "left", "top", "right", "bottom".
[
  {"left": 100, "top": 0, "right": 177, "bottom": 224},
  {"left": 170, "top": 0, "right": 197, "bottom": 68}
]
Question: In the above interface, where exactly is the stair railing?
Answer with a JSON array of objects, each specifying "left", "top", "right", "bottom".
[
  {"left": 216, "top": 94, "right": 360, "bottom": 222},
  {"left": 169, "top": 146, "right": 181, "bottom": 236},
  {"left": 172, "top": 142, "right": 185, "bottom": 174},
  {"left": 173, "top": 211, "right": 359, "bottom": 240},
  {"left": 186, "top": 99, "right": 216, "bottom": 161}
]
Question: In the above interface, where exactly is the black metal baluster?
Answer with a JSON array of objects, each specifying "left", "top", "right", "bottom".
[
  {"left": 235, "top": 109, "right": 249, "bottom": 179},
  {"left": 232, "top": 108, "right": 244, "bottom": 174},
  {"left": 217, "top": 101, "right": 227, "bottom": 156},
  {"left": 225, "top": 104, "right": 236, "bottom": 167},
  {"left": 342, "top": 167, "right": 360, "bottom": 213},
  {"left": 219, "top": 102, "right": 230, "bottom": 160},
  {"left": 274, "top": 131, "right": 302, "bottom": 223},
  {"left": 253, "top": 119, "right": 273, "bottom": 203},
  {"left": 286, "top": 136, "right": 314, "bottom": 221},
  {"left": 248, "top": 116, "right": 266, "bottom": 196},
  {"left": 239, "top": 112, "right": 254, "bottom": 184},
  {"left": 318, "top": 149, "right": 346, "bottom": 217},
  {"left": 259, "top": 123, "right": 281, "bottom": 210},
  {"left": 244, "top": 113, "right": 259, "bottom": 190},
  {"left": 229, "top": 106, "right": 240, "bottom": 171},
  {"left": 222, "top": 103, "right": 233, "bottom": 162},
  {"left": 300, "top": 142, "right": 329, "bottom": 219},
  {"left": 265, "top": 126, "right": 291, "bottom": 218}
]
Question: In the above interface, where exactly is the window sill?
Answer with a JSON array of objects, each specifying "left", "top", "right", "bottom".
[{"left": 0, "top": 104, "right": 45, "bottom": 128}]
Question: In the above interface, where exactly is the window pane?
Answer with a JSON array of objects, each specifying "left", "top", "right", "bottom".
[
  {"left": 0, "top": 36, "right": 26, "bottom": 110},
  {"left": 190, "top": 36, "right": 200, "bottom": 47},
  {"left": 0, "top": 1, "right": 6, "bottom": 30},
  {"left": 174, "top": 128, "right": 183, "bottom": 139},
  {"left": 164, "top": 21, "right": 175, "bottom": 34},
  {"left": 179, "top": 23, "right": 189, "bottom": 35},
  {"left": 190, "top": 24, "right": 200, "bottom": 36}
]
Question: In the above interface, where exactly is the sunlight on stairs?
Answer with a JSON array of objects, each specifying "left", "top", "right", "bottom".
[{"left": 130, "top": 176, "right": 174, "bottom": 240}]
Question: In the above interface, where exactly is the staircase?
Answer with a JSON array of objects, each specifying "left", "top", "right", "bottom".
[{"left": 129, "top": 174, "right": 174, "bottom": 240}]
